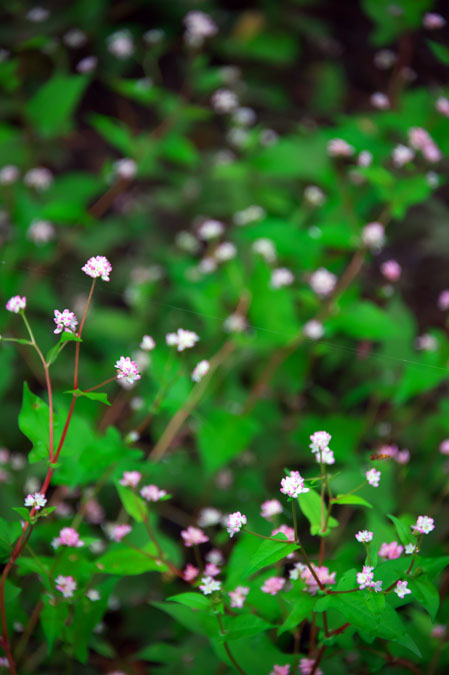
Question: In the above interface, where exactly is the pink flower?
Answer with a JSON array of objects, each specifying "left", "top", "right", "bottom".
[
  {"left": 110, "top": 524, "right": 132, "bottom": 542},
  {"left": 183, "top": 564, "right": 199, "bottom": 581},
  {"left": 226, "top": 511, "right": 247, "bottom": 537},
  {"left": 261, "top": 499, "right": 283, "bottom": 519},
  {"left": 205, "top": 562, "right": 220, "bottom": 577},
  {"left": 24, "top": 492, "right": 47, "bottom": 510},
  {"left": 81, "top": 256, "right": 111, "bottom": 281},
  {"left": 366, "top": 468, "right": 381, "bottom": 487},
  {"left": 272, "top": 525, "right": 295, "bottom": 542},
  {"left": 199, "top": 575, "right": 221, "bottom": 595},
  {"left": 395, "top": 580, "right": 412, "bottom": 599},
  {"left": 423, "top": 12, "right": 446, "bottom": 29},
  {"left": 206, "top": 549, "right": 224, "bottom": 565},
  {"left": 328, "top": 138, "right": 354, "bottom": 157},
  {"left": 183, "top": 564, "right": 199, "bottom": 582},
  {"left": 140, "top": 484, "right": 167, "bottom": 502},
  {"left": 52, "top": 527, "right": 84, "bottom": 549},
  {"left": 115, "top": 357, "right": 141, "bottom": 384},
  {"left": 119, "top": 471, "right": 141, "bottom": 488},
  {"left": 270, "top": 666, "right": 291, "bottom": 675},
  {"left": 431, "top": 625, "right": 446, "bottom": 638},
  {"left": 439, "top": 439, "right": 449, "bottom": 455},
  {"left": 184, "top": 10, "right": 218, "bottom": 47},
  {"left": 181, "top": 526, "right": 209, "bottom": 547},
  {"left": 53, "top": 309, "right": 78, "bottom": 334},
  {"left": 436, "top": 97, "right": 449, "bottom": 118},
  {"left": 299, "top": 658, "right": 323, "bottom": 675},
  {"left": 261, "top": 576, "right": 285, "bottom": 596},
  {"left": 6, "top": 296, "right": 26, "bottom": 313},
  {"left": 228, "top": 585, "right": 249, "bottom": 608},
  {"left": 379, "top": 541, "right": 404, "bottom": 560},
  {"left": 357, "top": 565, "right": 374, "bottom": 589},
  {"left": 381, "top": 259, "right": 401, "bottom": 282},
  {"left": 55, "top": 575, "right": 77, "bottom": 598},
  {"left": 438, "top": 290, "right": 449, "bottom": 311},
  {"left": 412, "top": 515, "right": 434, "bottom": 535},
  {"left": 396, "top": 449, "right": 410, "bottom": 465},
  {"left": 290, "top": 563, "right": 336, "bottom": 594},
  {"left": 355, "top": 530, "right": 373, "bottom": 543},
  {"left": 309, "top": 431, "right": 331, "bottom": 452},
  {"left": 280, "top": 471, "right": 309, "bottom": 498}
]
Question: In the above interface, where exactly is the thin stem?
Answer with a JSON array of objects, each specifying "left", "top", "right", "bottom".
[
  {"left": 82, "top": 377, "right": 116, "bottom": 393},
  {"left": 216, "top": 614, "right": 248, "bottom": 675},
  {"left": 311, "top": 645, "right": 326, "bottom": 675},
  {"left": 243, "top": 528, "right": 297, "bottom": 545},
  {"left": 291, "top": 501, "right": 299, "bottom": 544},
  {"left": 74, "top": 279, "right": 96, "bottom": 390}
]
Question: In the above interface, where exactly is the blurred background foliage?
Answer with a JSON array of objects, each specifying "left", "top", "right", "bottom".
[{"left": 1, "top": 0, "right": 449, "bottom": 672}]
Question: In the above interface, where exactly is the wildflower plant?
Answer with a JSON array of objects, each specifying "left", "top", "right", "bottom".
[{"left": 0, "top": 1, "right": 449, "bottom": 674}]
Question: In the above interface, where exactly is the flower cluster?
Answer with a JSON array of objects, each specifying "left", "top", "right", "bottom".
[
  {"left": 119, "top": 471, "right": 141, "bottom": 487},
  {"left": 140, "top": 484, "right": 167, "bottom": 502},
  {"left": 81, "top": 255, "right": 112, "bottom": 281},
  {"left": 261, "top": 576, "right": 285, "bottom": 596},
  {"left": 24, "top": 492, "right": 47, "bottom": 510},
  {"left": 55, "top": 575, "right": 77, "bottom": 598},
  {"left": 355, "top": 530, "right": 373, "bottom": 543},
  {"left": 110, "top": 524, "right": 132, "bottom": 542},
  {"left": 6, "top": 296, "right": 26, "bottom": 314},
  {"left": 309, "top": 430, "right": 334, "bottom": 464},
  {"left": 228, "top": 586, "right": 249, "bottom": 608},
  {"left": 53, "top": 309, "right": 78, "bottom": 334},
  {"left": 366, "top": 468, "right": 381, "bottom": 487},
  {"left": 379, "top": 541, "right": 404, "bottom": 559},
  {"left": 226, "top": 511, "right": 247, "bottom": 537},
  {"left": 181, "top": 526, "right": 209, "bottom": 547},
  {"left": 412, "top": 515, "right": 435, "bottom": 535},
  {"left": 114, "top": 357, "right": 141, "bottom": 384},
  {"left": 290, "top": 563, "right": 336, "bottom": 594},
  {"left": 280, "top": 471, "right": 310, "bottom": 498},
  {"left": 395, "top": 580, "right": 412, "bottom": 599},
  {"left": 260, "top": 499, "right": 283, "bottom": 519},
  {"left": 191, "top": 360, "right": 210, "bottom": 382},
  {"left": 52, "top": 527, "right": 84, "bottom": 549},
  {"left": 356, "top": 566, "right": 382, "bottom": 592},
  {"left": 166, "top": 328, "right": 199, "bottom": 351},
  {"left": 199, "top": 576, "right": 221, "bottom": 595}
]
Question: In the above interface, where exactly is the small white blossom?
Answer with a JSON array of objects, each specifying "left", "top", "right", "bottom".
[
  {"left": 362, "top": 222, "right": 385, "bottom": 250},
  {"left": 107, "top": 31, "right": 134, "bottom": 58},
  {"left": 197, "top": 219, "right": 224, "bottom": 240},
  {"left": 199, "top": 575, "right": 221, "bottom": 595},
  {"left": 366, "top": 468, "right": 381, "bottom": 487},
  {"left": 192, "top": 360, "right": 210, "bottom": 382},
  {"left": 270, "top": 268, "right": 294, "bottom": 289},
  {"left": 211, "top": 89, "right": 238, "bottom": 113},
  {"left": 309, "top": 268, "right": 337, "bottom": 297},
  {"left": 252, "top": 238, "right": 276, "bottom": 263},
  {"left": 28, "top": 220, "right": 55, "bottom": 245},
  {"left": 304, "top": 185, "right": 325, "bottom": 206},
  {"left": 140, "top": 335, "right": 156, "bottom": 351},
  {"left": 166, "top": 328, "right": 199, "bottom": 352},
  {"left": 214, "top": 242, "right": 237, "bottom": 261},
  {"left": 303, "top": 320, "right": 324, "bottom": 340},
  {"left": 113, "top": 158, "right": 137, "bottom": 180},
  {"left": 0, "top": 165, "right": 19, "bottom": 185}
]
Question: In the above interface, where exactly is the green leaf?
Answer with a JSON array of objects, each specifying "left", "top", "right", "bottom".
[
  {"left": 152, "top": 601, "right": 217, "bottom": 638},
  {"left": 116, "top": 484, "right": 146, "bottom": 522},
  {"left": 18, "top": 382, "right": 53, "bottom": 463},
  {"left": 12, "top": 507, "right": 32, "bottom": 523},
  {"left": 196, "top": 411, "right": 260, "bottom": 474},
  {"left": 388, "top": 514, "right": 413, "bottom": 546},
  {"left": 26, "top": 74, "right": 89, "bottom": 137},
  {"left": 278, "top": 594, "right": 316, "bottom": 635},
  {"left": 331, "top": 301, "right": 402, "bottom": 340},
  {"left": 221, "top": 614, "right": 274, "bottom": 642},
  {"left": 333, "top": 494, "right": 373, "bottom": 508},
  {"left": 41, "top": 597, "right": 69, "bottom": 654},
  {"left": 243, "top": 536, "right": 299, "bottom": 578},
  {"left": 408, "top": 577, "right": 439, "bottom": 620},
  {"left": 167, "top": 592, "right": 211, "bottom": 610},
  {"left": 97, "top": 545, "right": 166, "bottom": 575},
  {"left": 46, "top": 332, "right": 82, "bottom": 366},
  {"left": 66, "top": 389, "right": 110, "bottom": 405},
  {"left": 137, "top": 642, "right": 181, "bottom": 663},
  {"left": 89, "top": 113, "right": 135, "bottom": 155},
  {"left": 0, "top": 518, "right": 22, "bottom": 562},
  {"left": 428, "top": 40, "right": 449, "bottom": 65},
  {"left": 298, "top": 489, "right": 338, "bottom": 536}
]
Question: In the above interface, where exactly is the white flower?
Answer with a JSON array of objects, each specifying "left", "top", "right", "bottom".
[
  {"left": 28, "top": 220, "right": 55, "bottom": 245},
  {"left": 416, "top": 334, "right": 437, "bottom": 351},
  {"left": 412, "top": 515, "right": 435, "bottom": 535},
  {"left": 86, "top": 589, "right": 100, "bottom": 601},
  {"left": 233, "top": 205, "right": 265, "bottom": 226},
  {"left": 76, "top": 56, "right": 98, "bottom": 73},
  {"left": 192, "top": 360, "right": 210, "bottom": 382},
  {"left": 226, "top": 511, "right": 247, "bottom": 537},
  {"left": 304, "top": 185, "right": 325, "bottom": 206},
  {"left": 140, "top": 484, "right": 167, "bottom": 502},
  {"left": 197, "top": 219, "right": 224, "bottom": 240},
  {"left": 270, "top": 268, "right": 294, "bottom": 289},
  {"left": 24, "top": 167, "right": 53, "bottom": 190},
  {"left": 303, "top": 320, "right": 324, "bottom": 340},
  {"left": 355, "top": 530, "right": 373, "bottom": 543},
  {"left": 280, "top": 471, "right": 309, "bottom": 498},
  {"left": 0, "top": 165, "right": 19, "bottom": 185},
  {"left": 370, "top": 92, "right": 390, "bottom": 109},
  {"left": 211, "top": 89, "right": 238, "bottom": 113},
  {"left": 405, "top": 543, "right": 418, "bottom": 555},
  {"left": 24, "top": 492, "right": 47, "bottom": 510},
  {"left": 392, "top": 144, "right": 415, "bottom": 167},
  {"left": 198, "top": 508, "right": 222, "bottom": 527},
  {"left": 113, "top": 158, "right": 137, "bottom": 179},
  {"left": 107, "top": 31, "right": 134, "bottom": 58},
  {"left": 358, "top": 150, "right": 373, "bottom": 167},
  {"left": 366, "top": 468, "right": 381, "bottom": 487},
  {"left": 309, "top": 268, "right": 337, "bottom": 297},
  {"left": 27, "top": 7, "right": 49, "bottom": 22},
  {"left": 395, "top": 580, "right": 412, "bottom": 599},
  {"left": 214, "top": 242, "right": 237, "bottom": 262},
  {"left": 6, "top": 296, "right": 26, "bottom": 313},
  {"left": 199, "top": 576, "right": 221, "bottom": 595},
  {"left": 232, "top": 107, "right": 256, "bottom": 126},
  {"left": 223, "top": 313, "right": 246, "bottom": 333},
  {"left": 252, "top": 238, "right": 277, "bottom": 263},
  {"left": 140, "top": 335, "right": 156, "bottom": 351},
  {"left": 63, "top": 29, "right": 87, "bottom": 48},
  {"left": 166, "top": 328, "right": 199, "bottom": 352},
  {"left": 53, "top": 309, "right": 78, "bottom": 334},
  {"left": 81, "top": 256, "right": 112, "bottom": 281},
  {"left": 328, "top": 138, "right": 355, "bottom": 157},
  {"left": 183, "top": 11, "right": 217, "bottom": 47},
  {"left": 362, "top": 222, "right": 385, "bottom": 250}
]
